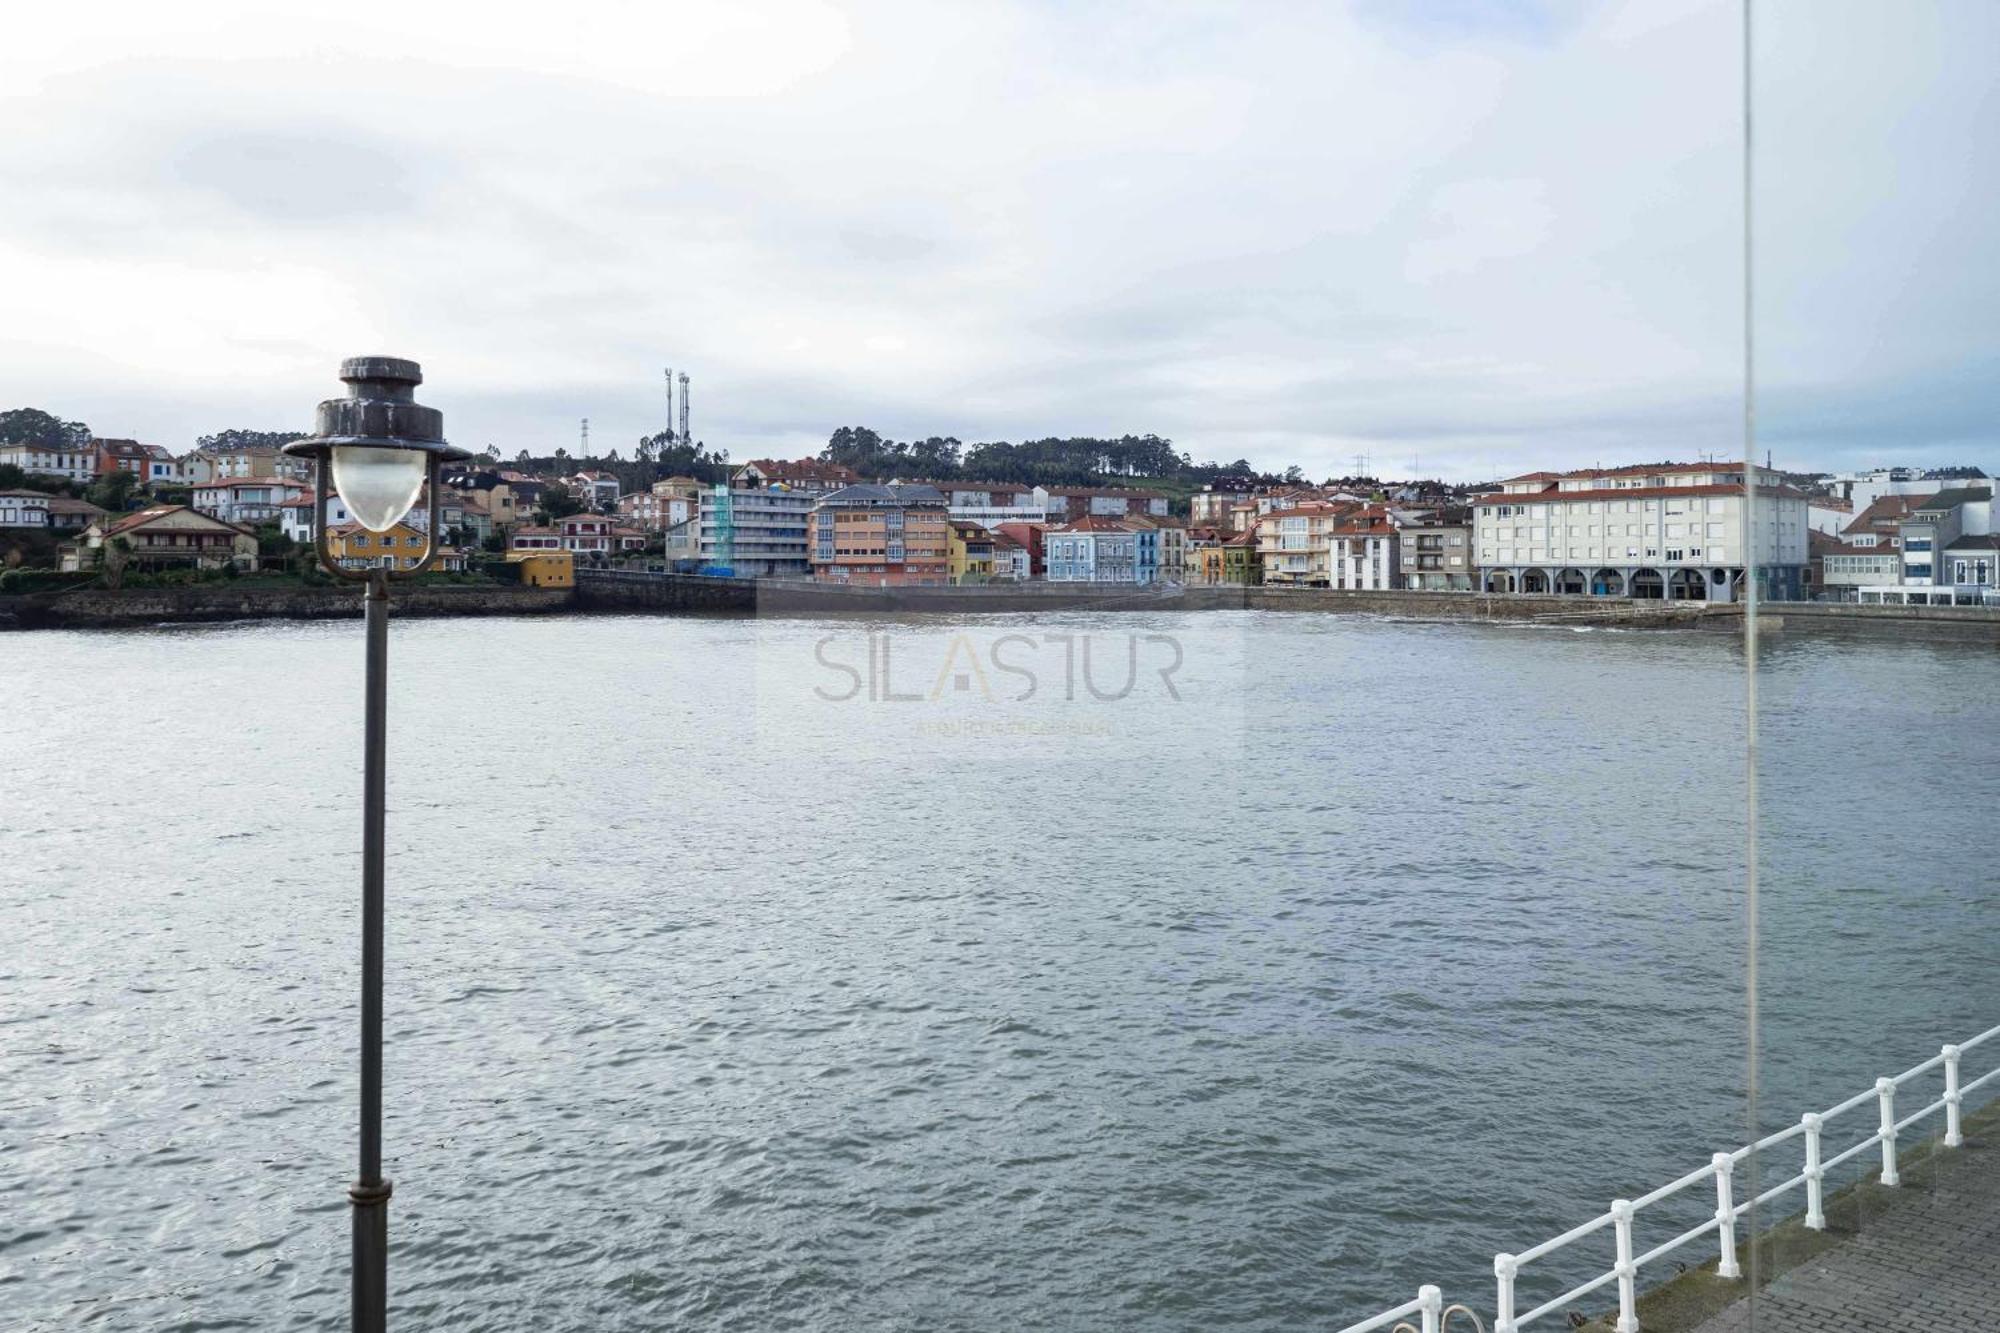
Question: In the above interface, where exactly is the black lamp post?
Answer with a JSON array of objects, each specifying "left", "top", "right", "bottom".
[{"left": 284, "top": 357, "right": 467, "bottom": 1333}]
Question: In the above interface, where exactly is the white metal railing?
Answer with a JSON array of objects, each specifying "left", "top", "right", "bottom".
[{"left": 1336, "top": 1020, "right": 2000, "bottom": 1333}]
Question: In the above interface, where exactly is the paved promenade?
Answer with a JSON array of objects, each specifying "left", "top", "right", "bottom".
[{"left": 1683, "top": 1132, "right": 2000, "bottom": 1333}]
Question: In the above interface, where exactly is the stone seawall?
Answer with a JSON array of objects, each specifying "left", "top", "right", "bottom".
[
  {"left": 1729, "top": 600, "right": 2000, "bottom": 643},
  {"left": 0, "top": 582, "right": 574, "bottom": 630},
  {"left": 571, "top": 571, "right": 1706, "bottom": 624}
]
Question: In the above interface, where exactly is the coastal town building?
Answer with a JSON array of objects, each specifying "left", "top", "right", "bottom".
[
  {"left": 1041, "top": 514, "right": 1182, "bottom": 585},
  {"left": 1045, "top": 516, "right": 1137, "bottom": 583},
  {"left": 1255, "top": 503, "right": 1351, "bottom": 585},
  {"left": 1399, "top": 510, "right": 1474, "bottom": 590},
  {"left": 193, "top": 477, "right": 308, "bottom": 527},
  {"left": 0, "top": 442, "right": 97, "bottom": 483},
  {"left": 0, "top": 489, "right": 51, "bottom": 529},
  {"left": 278, "top": 494, "right": 355, "bottom": 546},
  {"left": 734, "top": 459, "right": 861, "bottom": 495},
  {"left": 1192, "top": 528, "right": 1261, "bottom": 584},
  {"left": 442, "top": 469, "right": 525, "bottom": 530},
  {"left": 1327, "top": 508, "right": 1401, "bottom": 590},
  {"left": 1895, "top": 487, "right": 1993, "bottom": 589},
  {"left": 1941, "top": 534, "right": 2000, "bottom": 594},
  {"left": 946, "top": 519, "right": 996, "bottom": 583},
  {"left": 182, "top": 443, "right": 305, "bottom": 485},
  {"left": 700, "top": 478, "right": 816, "bottom": 576},
  {"left": 60, "top": 505, "right": 257, "bottom": 572},
  {"left": 566, "top": 471, "right": 622, "bottom": 509},
  {"left": 1815, "top": 494, "right": 1927, "bottom": 598},
  {"left": 0, "top": 490, "right": 105, "bottom": 532},
  {"left": 989, "top": 528, "right": 1030, "bottom": 581},
  {"left": 1470, "top": 462, "right": 1810, "bottom": 600},
  {"left": 93, "top": 439, "right": 179, "bottom": 485},
  {"left": 509, "top": 513, "right": 637, "bottom": 563},
  {"left": 328, "top": 521, "right": 432, "bottom": 572},
  {"left": 940, "top": 484, "right": 1059, "bottom": 530},
  {"left": 1190, "top": 481, "right": 1258, "bottom": 526},
  {"left": 807, "top": 483, "right": 950, "bottom": 585},
  {"left": 505, "top": 550, "right": 574, "bottom": 587},
  {"left": 993, "top": 521, "right": 1047, "bottom": 578},
  {"left": 1823, "top": 466, "right": 1990, "bottom": 514},
  {"left": 617, "top": 488, "right": 698, "bottom": 532},
  {"left": 1125, "top": 514, "right": 1187, "bottom": 584},
  {"left": 1044, "top": 487, "right": 1172, "bottom": 521}
]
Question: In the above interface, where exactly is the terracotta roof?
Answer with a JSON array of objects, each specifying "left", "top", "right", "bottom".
[
  {"left": 1842, "top": 495, "right": 1933, "bottom": 533},
  {"left": 198, "top": 477, "right": 305, "bottom": 492},
  {"left": 1257, "top": 502, "right": 1354, "bottom": 525},
  {"left": 744, "top": 459, "right": 861, "bottom": 483},
  {"left": 100, "top": 505, "right": 247, "bottom": 537},
  {"left": 1500, "top": 461, "right": 1750, "bottom": 484},
  {"left": 1479, "top": 483, "right": 1807, "bottom": 505}
]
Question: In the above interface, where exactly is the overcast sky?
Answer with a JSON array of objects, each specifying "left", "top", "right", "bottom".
[{"left": 1, "top": 0, "right": 1992, "bottom": 480}]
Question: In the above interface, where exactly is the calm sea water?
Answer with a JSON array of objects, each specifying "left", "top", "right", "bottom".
[{"left": 3, "top": 610, "right": 1996, "bottom": 1331}]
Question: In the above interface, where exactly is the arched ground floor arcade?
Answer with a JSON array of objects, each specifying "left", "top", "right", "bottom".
[{"left": 1479, "top": 564, "right": 1806, "bottom": 602}]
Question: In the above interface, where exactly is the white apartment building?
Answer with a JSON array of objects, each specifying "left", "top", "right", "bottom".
[
  {"left": 1255, "top": 505, "right": 1347, "bottom": 585},
  {"left": 192, "top": 478, "right": 308, "bottom": 527},
  {"left": 1826, "top": 466, "right": 1990, "bottom": 515},
  {"left": 0, "top": 443, "right": 97, "bottom": 483},
  {"left": 1327, "top": 512, "right": 1401, "bottom": 590},
  {"left": 1472, "top": 463, "right": 1810, "bottom": 600},
  {"left": 940, "top": 485, "right": 1060, "bottom": 530}
]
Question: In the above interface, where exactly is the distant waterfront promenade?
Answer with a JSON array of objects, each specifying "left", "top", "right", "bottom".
[{"left": 9, "top": 571, "right": 2000, "bottom": 640}]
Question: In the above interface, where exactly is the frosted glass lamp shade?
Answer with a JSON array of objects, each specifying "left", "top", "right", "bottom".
[{"left": 331, "top": 445, "right": 427, "bottom": 532}]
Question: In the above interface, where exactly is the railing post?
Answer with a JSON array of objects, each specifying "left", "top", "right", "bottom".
[
  {"left": 1493, "top": 1253, "right": 1517, "bottom": 1333},
  {"left": 1611, "top": 1199, "right": 1638, "bottom": 1333},
  {"left": 1802, "top": 1112, "right": 1826, "bottom": 1230},
  {"left": 1711, "top": 1153, "right": 1742, "bottom": 1278},
  {"left": 1418, "top": 1284, "right": 1443, "bottom": 1333},
  {"left": 1876, "top": 1077, "right": 1900, "bottom": 1186},
  {"left": 1943, "top": 1044, "right": 1964, "bottom": 1148}
]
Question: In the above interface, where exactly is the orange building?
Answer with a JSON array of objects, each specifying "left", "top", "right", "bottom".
[{"left": 808, "top": 483, "right": 951, "bottom": 585}]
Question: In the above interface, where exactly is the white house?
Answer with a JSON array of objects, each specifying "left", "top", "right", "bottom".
[
  {"left": 193, "top": 478, "right": 308, "bottom": 527},
  {"left": 0, "top": 443, "right": 97, "bottom": 483},
  {"left": 0, "top": 489, "right": 52, "bottom": 528}
]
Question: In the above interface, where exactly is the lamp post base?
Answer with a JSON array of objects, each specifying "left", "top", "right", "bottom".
[{"left": 350, "top": 1178, "right": 393, "bottom": 1332}]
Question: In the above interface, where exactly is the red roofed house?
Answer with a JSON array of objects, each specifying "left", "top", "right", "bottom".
[{"left": 60, "top": 505, "right": 257, "bottom": 572}]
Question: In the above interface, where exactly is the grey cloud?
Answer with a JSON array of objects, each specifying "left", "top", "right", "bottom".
[{"left": 0, "top": 0, "right": 1993, "bottom": 482}]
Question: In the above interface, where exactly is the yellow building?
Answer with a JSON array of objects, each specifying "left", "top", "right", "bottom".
[
  {"left": 505, "top": 550, "right": 574, "bottom": 588},
  {"left": 1194, "top": 530, "right": 1262, "bottom": 585},
  {"left": 946, "top": 520, "right": 995, "bottom": 584},
  {"left": 329, "top": 522, "right": 432, "bottom": 572}
]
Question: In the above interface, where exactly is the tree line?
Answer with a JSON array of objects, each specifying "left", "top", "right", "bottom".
[{"left": 819, "top": 427, "right": 1270, "bottom": 487}]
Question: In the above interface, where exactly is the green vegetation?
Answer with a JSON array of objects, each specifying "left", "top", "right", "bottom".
[
  {"left": 535, "top": 480, "right": 585, "bottom": 522},
  {"left": 0, "top": 407, "right": 90, "bottom": 449},
  {"left": 818, "top": 426, "right": 1269, "bottom": 488},
  {"left": 87, "top": 469, "right": 138, "bottom": 512},
  {"left": 0, "top": 568, "right": 96, "bottom": 594},
  {"left": 194, "top": 428, "right": 306, "bottom": 451}
]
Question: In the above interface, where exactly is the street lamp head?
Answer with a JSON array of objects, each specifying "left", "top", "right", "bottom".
[{"left": 285, "top": 357, "right": 469, "bottom": 531}]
